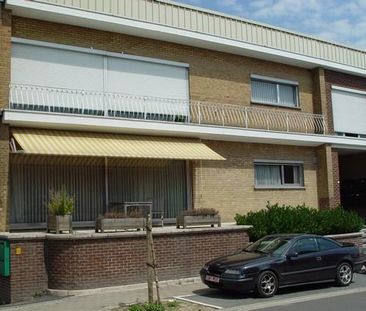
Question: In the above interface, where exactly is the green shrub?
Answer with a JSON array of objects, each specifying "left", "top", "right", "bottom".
[
  {"left": 48, "top": 187, "right": 74, "bottom": 216},
  {"left": 235, "top": 202, "right": 364, "bottom": 241},
  {"left": 128, "top": 303, "right": 165, "bottom": 311}
]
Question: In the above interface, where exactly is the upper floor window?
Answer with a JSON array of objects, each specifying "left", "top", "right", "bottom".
[
  {"left": 251, "top": 74, "right": 299, "bottom": 108},
  {"left": 254, "top": 161, "right": 304, "bottom": 189}
]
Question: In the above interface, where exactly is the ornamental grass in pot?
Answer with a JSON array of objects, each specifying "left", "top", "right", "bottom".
[{"left": 47, "top": 188, "right": 74, "bottom": 234}]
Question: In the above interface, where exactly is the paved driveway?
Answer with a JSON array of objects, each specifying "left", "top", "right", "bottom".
[{"left": 174, "top": 273, "right": 366, "bottom": 310}]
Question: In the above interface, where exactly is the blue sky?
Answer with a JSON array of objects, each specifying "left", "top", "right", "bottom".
[{"left": 174, "top": 0, "right": 366, "bottom": 51}]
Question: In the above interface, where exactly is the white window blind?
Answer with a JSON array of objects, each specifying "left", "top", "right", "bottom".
[
  {"left": 331, "top": 88, "right": 366, "bottom": 136},
  {"left": 251, "top": 77, "right": 298, "bottom": 107},
  {"left": 11, "top": 43, "right": 104, "bottom": 91}
]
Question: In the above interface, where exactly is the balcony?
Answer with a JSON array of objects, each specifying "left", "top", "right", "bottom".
[{"left": 8, "top": 84, "right": 327, "bottom": 135}]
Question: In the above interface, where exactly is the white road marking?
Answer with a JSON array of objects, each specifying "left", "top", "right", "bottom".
[{"left": 174, "top": 295, "right": 223, "bottom": 309}]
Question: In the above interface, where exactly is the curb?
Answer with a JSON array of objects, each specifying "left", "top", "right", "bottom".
[{"left": 47, "top": 276, "right": 202, "bottom": 298}]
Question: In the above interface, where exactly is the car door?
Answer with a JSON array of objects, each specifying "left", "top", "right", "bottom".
[
  {"left": 280, "top": 237, "right": 324, "bottom": 285},
  {"left": 316, "top": 237, "right": 342, "bottom": 280}
]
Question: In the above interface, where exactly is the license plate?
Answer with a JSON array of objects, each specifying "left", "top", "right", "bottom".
[{"left": 205, "top": 275, "right": 220, "bottom": 283}]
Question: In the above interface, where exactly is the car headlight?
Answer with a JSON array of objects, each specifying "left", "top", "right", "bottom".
[
  {"left": 203, "top": 264, "right": 209, "bottom": 270},
  {"left": 224, "top": 269, "right": 243, "bottom": 275}
]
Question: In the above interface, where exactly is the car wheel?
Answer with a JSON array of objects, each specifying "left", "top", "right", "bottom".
[
  {"left": 336, "top": 262, "right": 353, "bottom": 286},
  {"left": 255, "top": 271, "right": 278, "bottom": 298}
]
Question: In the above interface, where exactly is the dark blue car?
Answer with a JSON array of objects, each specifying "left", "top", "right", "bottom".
[{"left": 200, "top": 234, "right": 364, "bottom": 298}]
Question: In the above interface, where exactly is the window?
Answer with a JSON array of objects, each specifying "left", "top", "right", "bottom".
[
  {"left": 317, "top": 238, "right": 340, "bottom": 251},
  {"left": 293, "top": 238, "right": 319, "bottom": 255},
  {"left": 251, "top": 75, "right": 299, "bottom": 107},
  {"left": 255, "top": 162, "right": 304, "bottom": 188},
  {"left": 245, "top": 236, "right": 292, "bottom": 255}
]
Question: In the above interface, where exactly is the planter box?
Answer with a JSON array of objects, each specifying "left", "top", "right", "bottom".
[
  {"left": 95, "top": 217, "right": 146, "bottom": 232},
  {"left": 176, "top": 215, "right": 221, "bottom": 229},
  {"left": 47, "top": 215, "right": 73, "bottom": 234}
]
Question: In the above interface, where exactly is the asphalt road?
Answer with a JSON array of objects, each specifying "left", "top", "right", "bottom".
[
  {"left": 255, "top": 291, "right": 366, "bottom": 311},
  {"left": 175, "top": 273, "right": 366, "bottom": 310}
]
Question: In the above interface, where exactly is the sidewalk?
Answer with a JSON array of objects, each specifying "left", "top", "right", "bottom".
[{"left": 0, "top": 279, "right": 206, "bottom": 311}]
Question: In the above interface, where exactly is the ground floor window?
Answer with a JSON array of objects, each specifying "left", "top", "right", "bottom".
[
  {"left": 254, "top": 161, "right": 304, "bottom": 188},
  {"left": 10, "top": 155, "right": 188, "bottom": 227}
]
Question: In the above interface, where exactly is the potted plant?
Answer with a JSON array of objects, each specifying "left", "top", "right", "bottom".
[
  {"left": 95, "top": 210, "right": 146, "bottom": 233},
  {"left": 176, "top": 208, "right": 221, "bottom": 228},
  {"left": 47, "top": 188, "right": 74, "bottom": 234}
]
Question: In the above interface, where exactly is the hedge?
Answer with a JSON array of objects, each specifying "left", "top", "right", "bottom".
[{"left": 235, "top": 202, "right": 364, "bottom": 241}]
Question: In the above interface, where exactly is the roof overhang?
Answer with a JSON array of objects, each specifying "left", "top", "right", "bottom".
[
  {"left": 3, "top": 110, "right": 366, "bottom": 151},
  {"left": 6, "top": 0, "right": 366, "bottom": 78}
]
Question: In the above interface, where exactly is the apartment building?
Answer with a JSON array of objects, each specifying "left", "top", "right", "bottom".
[{"left": 1, "top": 0, "right": 366, "bottom": 232}]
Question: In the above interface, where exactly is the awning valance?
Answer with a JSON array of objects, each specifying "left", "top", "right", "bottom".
[{"left": 11, "top": 128, "right": 225, "bottom": 160}]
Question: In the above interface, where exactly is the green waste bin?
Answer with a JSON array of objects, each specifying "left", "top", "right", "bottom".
[{"left": 0, "top": 240, "right": 10, "bottom": 277}]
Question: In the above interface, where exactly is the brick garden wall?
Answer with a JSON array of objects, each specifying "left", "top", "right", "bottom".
[
  {"left": 326, "top": 233, "right": 364, "bottom": 251},
  {"left": 46, "top": 228, "right": 249, "bottom": 290},
  {"left": 0, "top": 227, "right": 249, "bottom": 302},
  {"left": 0, "top": 238, "right": 47, "bottom": 304}
]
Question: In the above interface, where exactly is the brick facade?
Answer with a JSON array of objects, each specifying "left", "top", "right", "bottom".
[
  {"left": 316, "top": 145, "right": 340, "bottom": 209},
  {"left": 12, "top": 17, "right": 315, "bottom": 113},
  {"left": 0, "top": 227, "right": 249, "bottom": 302},
  {"left": 323, "top": 70, "right": 366, "bottom": 208},
  {"left": 0, "top": 13, "right": 347, "bottom": 228},
  {"left": 193, "top": 141, "right": 319, "bottom": 221},
  {"left": 331, "top": 150, "right": 341, "bottom": 207},
  {"left": 0, "top": 9, "right": 11, "bottom": 232}
]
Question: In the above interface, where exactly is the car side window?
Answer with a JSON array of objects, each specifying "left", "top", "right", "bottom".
[
  {"left": 293, "top": 238, "right": 319, "bottom": 255},
  {"left": 317, "top": 238, "right": 339, "bottom": 251}
]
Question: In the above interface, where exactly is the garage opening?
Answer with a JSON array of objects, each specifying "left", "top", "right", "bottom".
[{"left": 338, "top": 150, "right": 366, "bottom": 221}]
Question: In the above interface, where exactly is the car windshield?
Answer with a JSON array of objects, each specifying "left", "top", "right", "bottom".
[{"left": 244, "top": 236, "right": 292, "bottom": 255}]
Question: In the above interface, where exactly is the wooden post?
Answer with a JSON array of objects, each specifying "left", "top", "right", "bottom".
[
  {"left": 146, "top": 213, "right": 154, "bottom": 304},
  {"left": 150, "top": 226, "right": 161, "bottom": 304}
]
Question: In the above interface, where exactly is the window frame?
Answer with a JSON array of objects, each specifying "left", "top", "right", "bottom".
[
  {"left": 254, "top": 160, "right": 305, "bottom": 189},
  {"left": 250, "top": 74, "right": 300, "bottom": 108}
]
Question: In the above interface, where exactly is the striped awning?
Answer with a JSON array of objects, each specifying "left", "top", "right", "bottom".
[{"left": 11, "top": 128, "right": 225, "bottom": 160}]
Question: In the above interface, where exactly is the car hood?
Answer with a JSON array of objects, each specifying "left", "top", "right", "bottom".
[{"left": 207, "top": 251, "right": 269, "bottom": 270}]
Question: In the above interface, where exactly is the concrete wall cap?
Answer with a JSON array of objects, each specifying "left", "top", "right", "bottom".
[{"left": 325, "top": 232, "right": 363, "bottom": 239}]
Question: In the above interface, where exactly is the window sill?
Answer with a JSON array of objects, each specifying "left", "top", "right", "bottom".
[
  {"left": 251, "top": 101, "right": 301, "bottom": 110},
  {"left": 254, "top": 186, "right": 306, "bottom": 190}
]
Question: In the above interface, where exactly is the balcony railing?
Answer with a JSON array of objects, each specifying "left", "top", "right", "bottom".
[{"left": 8, "top": 84, "right": 327, "bottom": 135}]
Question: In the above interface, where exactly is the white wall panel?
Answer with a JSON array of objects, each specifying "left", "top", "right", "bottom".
[{"left": 332, "top": 89, "right": 366, "bottom": 135}]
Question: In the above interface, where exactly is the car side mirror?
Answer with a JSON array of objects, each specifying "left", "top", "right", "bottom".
[{"left": 286, "top": 252, "right": 298, "bottom": 259}]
